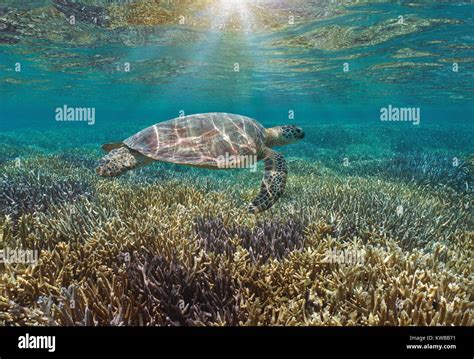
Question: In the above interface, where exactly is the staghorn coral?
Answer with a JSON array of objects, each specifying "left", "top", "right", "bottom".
[
  {"left": 55, "top": 151, "right": 98, "bottom": 170},
  {"left": 323, "top": 152, "right": 472, "bottom": 192},
  {"left": 0, "top": 168, "right": 94, "bottom": 227},
  {"left": 123, "top": 249, "right": 245, "bottom": 326},
  {"left": 193, "top": 217, "right": 306, "bottom": 263},
  {"left": 0, "top": 148, "right": 472, "bottom": 327},
  {"left": 231, "top": 235, "right": 473, "bottom": 326}
]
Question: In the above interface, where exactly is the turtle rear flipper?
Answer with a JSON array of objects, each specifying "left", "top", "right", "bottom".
[{"left": 248, "top": 148, "right": 287, "bottom": 214}]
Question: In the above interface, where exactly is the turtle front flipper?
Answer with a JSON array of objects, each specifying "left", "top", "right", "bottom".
[{"left": 248, "top": 148, "right": 288, "bottom": 214}]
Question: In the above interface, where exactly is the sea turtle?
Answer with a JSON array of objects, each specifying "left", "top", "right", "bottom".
[{"left": 96, "top": 113, "right": 305, "bottom": 213}]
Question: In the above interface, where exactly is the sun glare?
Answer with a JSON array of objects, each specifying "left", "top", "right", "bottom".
[
  {"left": 221, "top": 0, "right": 249, "bottom": 5},
  {"left": 216, "top": 0, "right": 254, "bottom": 33}
]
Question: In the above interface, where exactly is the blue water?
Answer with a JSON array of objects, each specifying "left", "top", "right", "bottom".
[{"left": 1, "top": 0, "right": 473, "bottom": 160}]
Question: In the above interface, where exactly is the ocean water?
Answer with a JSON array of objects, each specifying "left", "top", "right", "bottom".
[
  {"left": 2, "top": 1, "right": 473, "bottom": 143},
  {"left": 0, "top": 0, "right": 473, "bottom": 326}
]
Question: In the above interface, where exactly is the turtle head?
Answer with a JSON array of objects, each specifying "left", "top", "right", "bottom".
[{"left": 265, "top": 125, "right": 305, "bottom": 147}]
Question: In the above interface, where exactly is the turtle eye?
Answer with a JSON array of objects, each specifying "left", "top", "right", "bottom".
[{"left": 294, "top": 127, "right": 305, "bottom": 139}]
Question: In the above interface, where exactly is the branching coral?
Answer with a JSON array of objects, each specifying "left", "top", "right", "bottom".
[
  {"left": 124, "top": 249, "right": 245, "bottom": 326},
  {"left": 0, "top": 149, "right": 471, "bottom": 327},
  {"left": 332, "top": 152, "right": 472, "bottom": 192},
  {"left": 193, "top": 217, "right": 306, "bottom": 263},
  {"left": 0, "top": 169, "right": 94, "bottom": 228}
]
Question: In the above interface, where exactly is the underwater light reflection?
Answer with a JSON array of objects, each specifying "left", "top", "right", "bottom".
[{"left": 217, "top": 0, "right": 253, "bottom": 32}]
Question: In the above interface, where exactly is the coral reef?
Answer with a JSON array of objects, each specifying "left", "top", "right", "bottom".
[
  {"left": 323, "top": 152, "right": 472, "bottom": 192},
  {"left": 194, "top": 217, "right": 306, "bottom": 263},
  {"left": 124, "top": 250, "right": 244, "bottom": 326},
  {"left": 0, "top": 163, "right": 94, "bottom": 228},
  {"left": 0, "top": 145, "right": 471, "bottom": 326}
]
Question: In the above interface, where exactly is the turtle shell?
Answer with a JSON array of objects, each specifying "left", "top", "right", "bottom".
[{"left": 123, "top": 113, "right": 266, "bottom": 168}]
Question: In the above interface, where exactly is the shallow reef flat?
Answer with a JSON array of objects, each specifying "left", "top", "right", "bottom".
[{"left": 0, "top": 140, "right": 472, "bottom": 325}]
